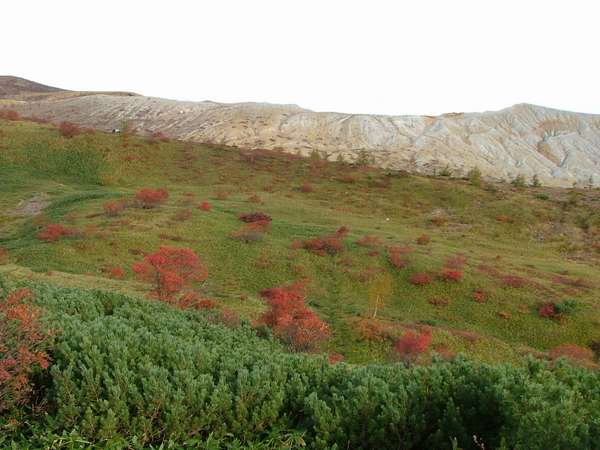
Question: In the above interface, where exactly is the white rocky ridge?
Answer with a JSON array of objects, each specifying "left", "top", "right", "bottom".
[{"left": 10, "top": 93, "right": 600, "bottom": 187}]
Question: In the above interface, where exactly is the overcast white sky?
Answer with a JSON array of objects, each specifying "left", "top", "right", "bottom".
[{"left": 3, "top": 1, "right": 599, "bottom": 116}]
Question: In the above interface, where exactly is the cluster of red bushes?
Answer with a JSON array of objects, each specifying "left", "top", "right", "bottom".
[
  {"left": 0, "top": 288, "right": 51, "bottom": 412},
  {"left": 132, "top": 247, "right": 208, "bottom": 301},
  {"left": 302, "top": 226, "right": 349, "bottom": 256},
  {"left": 58, "top": 121, "right": 81, "bottom": 138},
  {"left": 0, "top": 110, "right": 20, "bottom": 121},
  {"left": 37, "top": 224, "right": 76, "bottom": 243},
  {"left": 135, "top": 189, "right": 169, "bottom": 208},
  {"left": 259, "top": 281, "right": 330, "bottom": 351}
]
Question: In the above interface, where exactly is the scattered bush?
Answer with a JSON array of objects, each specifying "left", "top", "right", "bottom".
[
  {"left": 198, "top": 201, "right": 212, "bottom": 212},
  {"left": 356, "top": 235, "right": 381, "bottom": 248},
  {"left": 132, "top": 247, "right": 208, "bottom": 301},
  {"left": 549, "top": 344, "right": 595, "bottom": 364},
  {"left": 388, "top": 246, "right": 409, "bottom": 269},
  {"left": 105, "top": 267, "right": 125, "bottom": 279},
  {"left": 300, "top": 181, "right": 314, "bottom": 193},
  {"left": 302, "top": 227, "right": 349, "bottom": 256},
  {"left": 409, "top": 272, "right": 432, "bottom": 286},
  {"left": 0, "top": 109, "right": 20, "bottom": 121},
  {"left": 231, "top": 220, "right": 271, "bottom": 243},
  {"left": 37, "top": 223, "right": 75, "bottom": 243},
  {"left": 538, "top": 300, "right": 577, "bottom": 319},
  {"left": 259, "top": 282, "right": 330, "bottom": 351},
  {"left": 416, "top": 234, "right": 431, "bottom": 245},
  {"left": 135, "top": 188, "right": 169, "bottom": 208},
  {"left": 238, "top": 212, "right": 272, "bottom": 223},
  {"left": 103, "top": 199, "right": 126, "bottom": 217},
  {"left": 440, "top": 268, "right": 464, "bottom": 282},
  {"left": 473, "top": 289, "right": 488, "bottom": 303},
  {"left": 393, "top": 330, "right": 432, "bottom": 364},
  {"left": 0, "top": 287, "right": 50, "bottom": 412},
  {"left": 58, "top": 121, "right": 81, "bottom": 138}
]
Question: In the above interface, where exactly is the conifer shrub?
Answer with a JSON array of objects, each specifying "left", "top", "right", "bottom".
[{"left": 3, "top": 281, "right": 600, "bottom": 449}]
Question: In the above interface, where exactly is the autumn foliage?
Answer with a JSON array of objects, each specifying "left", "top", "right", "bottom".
[
  {"left": 103, "top": 199, "right": 126, "bottom": 217},
  {"left": 198, "top": 201, "right": 212, "bottom": 212},
  {"left": 549, "top": 344, "right": 595, "bottom": 364},
  {"left": 0, "top": 110, "right": 20, "bottom": 121},
  {"left": 0, "top": 288, "right": 51, "bottom": 412},
  {"left": 58, "top": 121, "right": 81, "bottom": 138},
  {"left": 259, "top": 282, "right": 330, "bottom": 351},
  {"left": 302, "top": 226, "right": 349, "bottom": 256},
  {"left": 409, "top": 272, "right": 433, "bottom": 286},
  {"left": 393, "top": 329, "right": 432, "bottom": 364},
  {"left": 440, "top": 268, "right": 464, "bottom": 282},
  {"left": 135, "top": 189, "right": 169, "bottom": 208},
  {"left": 132, "top": 247, "right": 208, "bottom": 301},
  {"left": 37, "top": 223, "right": 75, "bottom": 242},
  {"left": 238, "top": 212, "right": 272, "bottom": 223}
]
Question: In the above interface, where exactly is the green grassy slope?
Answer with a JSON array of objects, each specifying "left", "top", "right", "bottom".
[{"left": 1, "top": 118, "right": 599, "bottom": 365}]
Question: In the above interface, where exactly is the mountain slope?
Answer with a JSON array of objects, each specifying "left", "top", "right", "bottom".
[{"left": 4, "top": 78, "right": 600, "bottom": 187}]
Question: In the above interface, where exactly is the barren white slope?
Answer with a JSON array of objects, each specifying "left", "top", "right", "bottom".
[{"left": 12, "top": 95, "right": 600, "bottom": 187}]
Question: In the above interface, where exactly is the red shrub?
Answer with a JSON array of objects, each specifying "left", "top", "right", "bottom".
[
  {"left": 300, "top": 182, "right": 314, "bottom": 193},
  {"left": 259, "top": 282, "right": 330, "bottom": 352},
  {"left": 302, "top": 227, "right": 349, "bottom": 256},
  {"left": 501, "top": 275, "right": 526, "bottom": 288},
  {"left": 58, "top": 121, "right": 81, "bottom": 138},
  {"left": 0, "top": 288, "right": 51, "bottom": 412},
  {"left": 409, "top": 272, "right": 432, "bottom": 286},
  {"left": 132, "top": 247, "right": 208, "bottom": 301},
  {"left": 446, "top": 256, "right": 467, "bottom": 268},
  {"left": 393, "top": 330, "right": 432, "bottom": 364},
  {"left": 135, "top": 189, "right": 169, "bottom": 208},
  {"left": 497, "top": 311, "right": 511, "bottom": 319},
  {"left": 339, "top": 174, "right": 356, "bottom": 184},
  {"left": 356, "top": 235, "right": 381, "bottom": 248},
  {"left": 388, "top": 247, "right": 409, "bottom": 269},
  {"left": 549, "top": 344, "right": 595, "bottom": 363},
  {"left": 496, "top": 215, "right": 511, "bottom": 223},
  {"left": 247, "top": 194, "right": 262, "bottom": 204},
  {"left": 440, "top": 268, "right": 463, "bottom": 282},
  {"left": 106, "top": 266, "right": 125, "bottom": 279},
  {"left": 176, "top": 292, "right": 217, "bottom": 310},
  {"left": 0, "top": 110, "right": 20, "bottom": 121},
  {"left": 231, "top": 220, "right": 270, "bottom": 243},
  {"left": 328, "top": 353, "right": 344, "bottom": 364},
  {"left": 289, "top": 240, "right": 303, "bottom": 250},
  {"left": 37, "top": 224, "right": 74, "bottom": 242},
  {"left": 198, "top": 202, "right": 212, "bottom": 212},
  {"left": 538, "top": 302, "right": 558, "bottom": 319},
  {"left": 103, "top": 199, "right": 126, "bottom": 217},
  {"left": 238, "top": 212, "right": 272, "bottom": 223},
  {"left": 416, "top": 234, "right": 431, "bottom": 245},
  {"left": 428, "top": 297, "right": 449, "bottom": 307},
  {"left": 473, "top": 289, "right": 488, "bottom": 303}
]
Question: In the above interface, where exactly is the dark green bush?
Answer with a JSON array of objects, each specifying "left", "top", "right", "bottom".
[{"left": 3, "top": 281, "right": 599, "bottom": 449}]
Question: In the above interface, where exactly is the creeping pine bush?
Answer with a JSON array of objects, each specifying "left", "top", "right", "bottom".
[{"left": 4, "top": 281, "right": 600, "bottom": 449}]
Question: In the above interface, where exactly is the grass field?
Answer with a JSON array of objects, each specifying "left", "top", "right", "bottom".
[{"left": 1, "top": 117, "right": 599, "bottom": 365}]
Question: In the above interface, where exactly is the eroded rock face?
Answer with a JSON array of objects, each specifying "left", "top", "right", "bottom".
[{"left": 10, "top": 93, "right": 600, "bottom": 187}]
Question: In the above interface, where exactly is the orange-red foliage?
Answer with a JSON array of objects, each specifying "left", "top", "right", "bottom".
[
  {"left": 416, "top": 234, "right": 431, "bottom": 245},
  {"left": 132, "top": 247, "right": 208, "bottom": 301},
  {"left": 238, "top": 212, "right": 272, "bottom": 223},
  {"left": 0, "top": 288, "right": 51, "bottom": 412},
  {"left": 440, "top": 268, "right": 463, "bottom": 282},
  {"left": 37, "top": 224, "right": 74, "bottom": 242},
  {"left": 103, "top": 199, "right": 126, "bottom": 217},
  {"left": 0, "top": 110, "right": 20, "bottom": 121},
  {"left": 356, "top": 235, "right": 381, "bottom": 248},
  {"left": 501, "top": 275, "right": 526, "bottom": 288},
  {"left": 473, "top": 289, "right": 488, "bottom": 303},
  {"left": 106, "top": 266, "right": 125, "bottom": 279},
  {"left": 300, "top": 182, "right": 314, "bottom": 193},
  {"left": 198, "top": 202, "right": 212, "bottom": 212},
  {"left": 302, "top": 227, "right": 349, "bottom": 257},
  {"left": 538, "top": 302, "right": 558, "bottom": 319},
  {"left": 259, "top": 282, "right": 330, "bottom": 351},
  {"left": 328, "top": 353, "right": 344, "bottom": 364},
  {"left": 549, "top": 344, "right": 595, "bottom": 363},
  {"left": 58, "top": 121, "right": 81, "bottom": 138},
  {"left": 393, "top": 330, "right": 431, "bottom": 363},
  {"left": 409, "top": 272, "right": 432, "bottom": 286},
  {"left": 135, "top": 189, "right": 169, "bottom": 208}
]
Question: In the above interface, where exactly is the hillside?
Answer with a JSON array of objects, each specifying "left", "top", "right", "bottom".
[
  {"left": 1, "top": 115, "right": 599, "bottom": 448},
  {"left": 4, "top": 77, "right": 600, "bottom": 187},
  {"left": 0, "top": 75, "right": 64, "bottom": 98}
]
